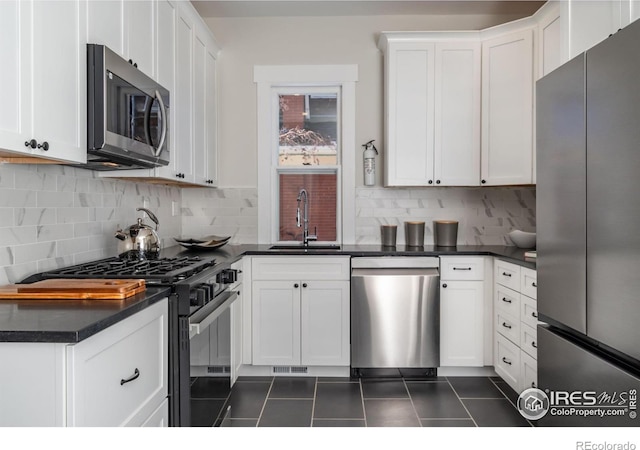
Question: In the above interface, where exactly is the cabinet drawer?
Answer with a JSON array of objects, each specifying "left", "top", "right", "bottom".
[
  {"left": 520, "top": 324, "right": 537, "bottom": 359},
  {"left": 495, "top": 333, "right": 520, "bottom": 393},
  {"left": 496, "top": 310, "right": 520, "bottom": 345},
  {"left": 520, "top": 351, "right": 538, "bottom": 391},
  {"left": 252, "top": 257, "right": 350, "bottom": 281},
  {"left": 520, "top": 267, "right": 537, "bottom": 299},
  {"left": 67, "top": 299, "right": 168, "bottom": 427},
  {"left": 440, "top": 256, "right": 485, "bottom": 281},
  {"left": 520, "top": 295, "right": 539, "bottom": 330},
  {"left": 494, "top": 259, "right": 521, "bottom": 290},
  {"left": 494, "top": 285, "right": 521, "bottom": 317}
]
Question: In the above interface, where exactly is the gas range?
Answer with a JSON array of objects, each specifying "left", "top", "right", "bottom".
[
  {"left": 22, "top": 254, "right": 238, "bottom": 427},
  {"left": 23, "top": 255, "right": 217, "bottom": 285}
]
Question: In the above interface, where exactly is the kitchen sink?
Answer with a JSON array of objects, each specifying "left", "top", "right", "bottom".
[{"left": 269, "top": 244, "right": 341, "bottom": 251}]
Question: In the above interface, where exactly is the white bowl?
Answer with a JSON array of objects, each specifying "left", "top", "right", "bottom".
[{"left": 508, "top": 230, "right": 536, "bottom": 248}]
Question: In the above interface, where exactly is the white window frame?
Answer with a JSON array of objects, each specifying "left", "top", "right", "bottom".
[{"left": 254, "top": 65, "right": 357, "bottom": 245}]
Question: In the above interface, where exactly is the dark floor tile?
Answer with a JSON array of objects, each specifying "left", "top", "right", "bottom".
[
  {"left": 448, "top": 377, "right": 505, "bottom": 398},
  {"left": 224, "top": 381, "right": 272, "bottom": 419},
  {"left": 406, "top": 381, "right": 470, "bottom": 419},
  {"left": 364, "top": 399, "right": 420, "bottom": 427},
  {"left": 462, "top": 399, "right": 531, "bottom": 427},
  {"left": 361, "top": 379, "right": 409, "bottom": 399},
  {"left": 493, "top": 380, "right": 519, "bottom": 406},
  {"left": 314, "top": 382, "right": 365, "bottom": 419},
  {"left": 236, "top": 376, "right": 274, "bottom": 382},
  {"left": 217, "top": 418, "right": 258, "bottom": 427},
  {"left": 191, "top": 398, "right": 226, "bottom": 427},
  {"left": 420, "top": 419, "right": 476, "bottom": 427},
  {"left": 258, "top": 399, "right": 313, "bottom": 427},
  {"left": 313, "top": 419, "right": 366, "bottom": 427},
  {"left": 269, "top": 377, "right": 316, "bottom": 398},
  {"left": 191, "top": 377, "right": 231, "bottom": 399}
]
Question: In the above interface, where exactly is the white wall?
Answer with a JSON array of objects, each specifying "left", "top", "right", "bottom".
[{"left": 206, "top": 13, "right": 533, "bottom": 188}]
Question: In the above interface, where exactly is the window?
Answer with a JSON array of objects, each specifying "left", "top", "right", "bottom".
[
  {"left": 276, "top": 88, "right": 339, "bottom": 242},
  {"left": 255, "top": 65, "right": 357, "bottom": 245}
]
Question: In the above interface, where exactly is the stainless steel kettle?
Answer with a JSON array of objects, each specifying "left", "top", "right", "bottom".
[{"left": 115, "top": 207, "right": 161, "bottom": 259}]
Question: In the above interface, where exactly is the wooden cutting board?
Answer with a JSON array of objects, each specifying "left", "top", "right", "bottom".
[{"left": 0, "top": 279, "right": 146, "bottom": 300}]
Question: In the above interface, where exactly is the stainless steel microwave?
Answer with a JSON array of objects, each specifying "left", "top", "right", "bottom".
[{"left": 86, "top": 44, "right": 169, "bottom": 170}]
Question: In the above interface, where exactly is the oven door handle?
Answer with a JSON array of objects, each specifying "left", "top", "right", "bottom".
[{"left": 188, "top": 290, "right": 238, "bottom": 339}]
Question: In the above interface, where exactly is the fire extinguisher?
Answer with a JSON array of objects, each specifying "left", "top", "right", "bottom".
[{"left": 362, "top": 139, "right": 378, "bottom": 186}]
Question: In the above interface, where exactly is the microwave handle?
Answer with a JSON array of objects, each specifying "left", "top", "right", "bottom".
[{"left": 154, "top": 90, "right": 167, "bottom": 157}]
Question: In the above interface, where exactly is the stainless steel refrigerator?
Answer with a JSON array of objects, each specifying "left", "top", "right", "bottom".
[{"left": 536, "top": 19, "right": 640, "bottom": 426}]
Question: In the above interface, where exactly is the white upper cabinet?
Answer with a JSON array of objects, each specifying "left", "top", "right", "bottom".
[
  {"left": 434, "top": 42, "right": 482, "bottom": 186},
  {"left": 564, "top": 0, "right": 622, "bottom": 61},
  {"left": 380, "top": 34, "right": 480, "bottom": 187},
  {"left": 0, "top": 0, "right": 86, "bottom": 164},
  {"left": 98, "top": 0, "right": 220, "bottom": 187},
  {"left": 87, "top": 0, "right": 155, "bottom": 80},
  {"left": 126, "top": 0, "right": 156, "bottom": 79},
  {"left": 481, "top": 27, "right": 534, "bottom": 186},
  {"left": 536, "top": 1, "right": 564, "bottom": 79},
  {"left": 0, "top": 0, "right": 31, "bottom": 155}
]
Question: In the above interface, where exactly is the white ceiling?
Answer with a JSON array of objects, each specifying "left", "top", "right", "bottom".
[{"left": 191, "top": 0, "right": 546, "bottom": 18}]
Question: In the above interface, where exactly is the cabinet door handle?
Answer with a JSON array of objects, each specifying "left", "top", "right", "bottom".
[
  {"left": 37, "top": 141, "right": 49, "bottom": 151},
  {"left": 502, "top": 272, "right": 512, "bottom": 277},
  {"left": 532, "top": 282, "right": 537, "bottom": 288},
  {"left": 120, "top": 368, "right": 140, "bottom": 386},
  {"left": 532, "top": 342, "right": 537, "bottom": 349},
  {"left": 502, "top": 357, "right": 512, "bottom": 366},
  {"left": 442, "top": 283, "right": 447, "bottom": 288},
  {"left": 502, "top": 322, "right": 512, "bottom": 329},
  {"left": 24, "top": 139, "right": 37, "bottom": 149},
  {"left": 532, "top": 312, "right": 538, "bottom": 319},
  {"left": 531, "top": 382, "right": 536, "bottom": 388},
  {"left": 436, "top": 180, "right": 441, "bottom": 184},
  {"left": 302, "top": 283, "right": 307, "bottom": 288},
  {"left": 453, "top": 267, "right": 471, "bottom": 271},
  {"left": 294, "top": 283, "right": 299, "bottom": 288},
  {"left": 502, "top": 297, "right": 512, "bottom": 304}
]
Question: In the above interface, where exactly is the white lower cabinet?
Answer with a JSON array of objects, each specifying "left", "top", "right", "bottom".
[
  {"left": 0, "top": 299, "right": 168, "bottom": 427},
  {"left": 493, "top": 259, "right": 539, "bottom": 393},
  {"left": 439, "top": 256, "right": 488, "bottom": 367},
  {"left": 251, "top": 257, "right": 350, "bottom": 368},
  {"left": 141, "top": 398, "right": 169, "bottom": 427}
]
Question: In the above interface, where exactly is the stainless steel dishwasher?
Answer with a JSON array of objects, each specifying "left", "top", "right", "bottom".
[{"left": 351, "top": 257, "right": 440, "bottom": 370}]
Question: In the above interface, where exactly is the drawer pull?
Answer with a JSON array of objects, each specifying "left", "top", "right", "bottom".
[
  {"left": 453, "top": 267, "right": 472, "bottom": 271},
  {"left": 120, "top": 368, "right": 140, "bottom": 386},
  {"left": 501, "top": 297, "right": 512, "bottom": 304},
  {"left": 502, "top": 322, "right": 512, "bottom": 329},
  {"left": 502, "top": 357, "right": 512, "bottom": 366},
  {"left": 532, "top": 282, "right": 537, "bottom": 288},
  {"left": 532, "top": 312, "right": 538, "bottom": 319},
  {"left": 532, "top": 342, "right": 537, "bottom": 349},
  {"left": 502, "top": 272, "right": 512, "bottom": 277}
]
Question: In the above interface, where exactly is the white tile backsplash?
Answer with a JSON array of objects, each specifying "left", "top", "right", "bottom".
[
  {"left": 0, "top": 164, "right": 182, "bottom": 283},
  {"left": 0, "top": 163, "right": 536, "bottom": 283},
  {"left": 355, "top": 186, "right": 536, "bottom": 245}
]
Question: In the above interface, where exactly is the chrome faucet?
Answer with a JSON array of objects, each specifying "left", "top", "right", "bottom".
[{"left": 296, "top": 188, "right": 317, "bottom": 246}]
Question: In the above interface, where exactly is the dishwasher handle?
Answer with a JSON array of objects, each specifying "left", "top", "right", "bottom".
[{"left": 351, "top": 267, "right": 439, "bottom": 277}]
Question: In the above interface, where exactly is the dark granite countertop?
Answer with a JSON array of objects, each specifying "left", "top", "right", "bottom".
[
  {"left": 0, "top": 287, "right": 170, "bottom": 343},
  {"left": 0, "top": 243, "right": 533, "bottom": 344},
  {"left": 176, "top": 243, "right": 536, "bottom": 269}
]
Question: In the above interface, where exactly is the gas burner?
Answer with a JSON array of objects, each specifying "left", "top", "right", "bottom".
[{"left": 28, "top": 256, "right": 216, "bottom": 284}]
